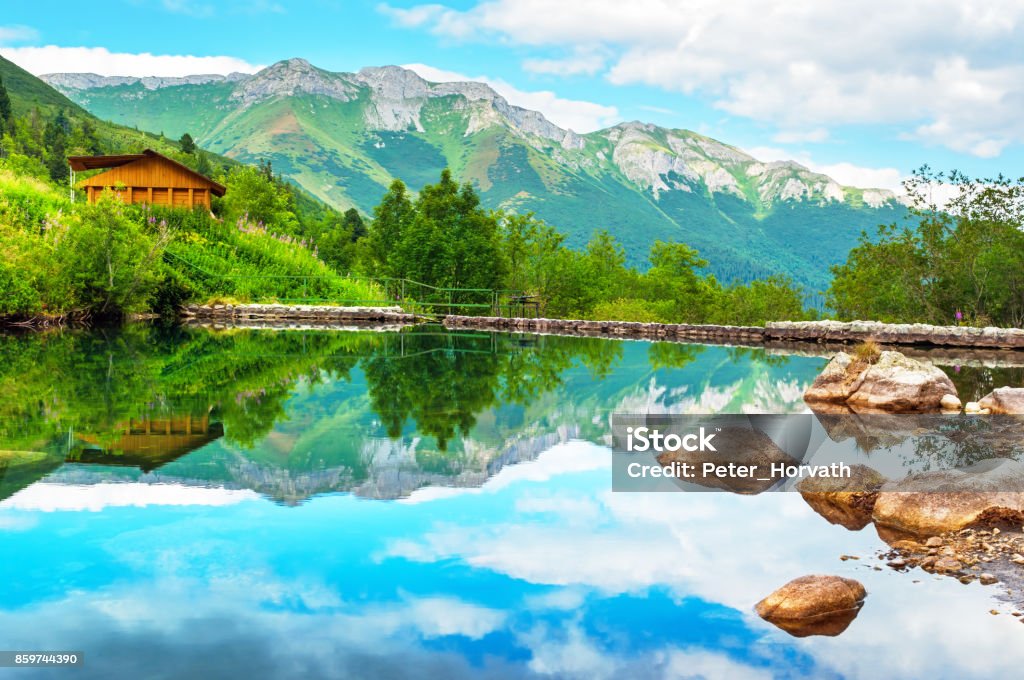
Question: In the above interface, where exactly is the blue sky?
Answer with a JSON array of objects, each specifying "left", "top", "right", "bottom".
[{"left": 1, "top": 0, "right": 1021, "bottom": 191}]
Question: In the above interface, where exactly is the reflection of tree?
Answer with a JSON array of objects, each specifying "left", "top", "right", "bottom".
[
  {"left": 362, "top": 337, "right": 504, "bottom": 450},
  {"left": 0, "top": 326, "right": 375, "bottom": 453},
  {"left": 946, "top": 365, "right": 1024, "bottom": 403},
  {"left": 648, "top": 342, "right": 704, "bottom": 370},
  {"left": 909, "top": 417, "right": 1024, "bottom": 471}
]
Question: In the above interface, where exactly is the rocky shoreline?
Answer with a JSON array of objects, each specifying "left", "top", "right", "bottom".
[{"left": 442, "top": 316, "right": 1024, "bottom": 350}]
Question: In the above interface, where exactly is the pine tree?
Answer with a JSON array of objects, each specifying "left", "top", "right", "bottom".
[
  {"left": 0, "top": 76, "right": 11, "bottom": 134},
  {"left": 368, "top": 179, "right": 413, "bottom": 278},
  {"left": 179, "top": 132, "right": 196, "bottom": 154},
  {"left": 342, "top": 208, "right": 367, "bottom": 241},
  {"left": 44, "top": 113, "right": 68, "bottom": 183}
]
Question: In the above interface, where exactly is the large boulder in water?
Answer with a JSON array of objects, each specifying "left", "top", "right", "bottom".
[
  {"left": 872, "top": 459, "right": 1024, "bottom": 536},
  {"left": 755, "top": 575, "right": 866, "bottom": 638},
  {"left": 805, "top": 350, "right": 957, "bottom": 413},
  {"left": 798, "top": 465, "right": 887, "bottom": 531},
  {"left": 846, "top": 351, "right": 958, "bottom": 412},
  {"left": 979, "top": 387, "right": 1024, "bottom": 414}
]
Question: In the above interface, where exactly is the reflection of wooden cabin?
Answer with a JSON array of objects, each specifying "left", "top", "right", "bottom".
[
  {"left": 68, "top": 149, "right": 225, "bottom": 209},
  {"left": 75, "top": 414, "right": 224, "bottom": 472}
]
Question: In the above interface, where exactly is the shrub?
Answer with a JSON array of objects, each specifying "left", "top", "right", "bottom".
[
  {"left": 0, "top": 259, "right": 41, "bottom": 317},
  {"left": 589, "top": 298, "right": 665, "bottom": 323}
]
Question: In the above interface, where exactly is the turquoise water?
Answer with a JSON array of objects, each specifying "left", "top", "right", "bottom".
[{"left": 0, "top": 326, "right": 1021, "bottom": 679}]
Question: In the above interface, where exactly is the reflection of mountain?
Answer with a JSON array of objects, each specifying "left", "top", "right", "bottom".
[{"left": 0, "top": 326, "right": 823, "bottom": 503}]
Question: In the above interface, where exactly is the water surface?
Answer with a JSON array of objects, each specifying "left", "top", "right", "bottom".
[{"left": 1, "top": 326, "right": 1021, "bottom": 679}]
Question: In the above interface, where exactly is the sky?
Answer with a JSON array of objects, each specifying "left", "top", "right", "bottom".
[{"left": 1, "top": 0, "right": 1022, "bottom": 192}]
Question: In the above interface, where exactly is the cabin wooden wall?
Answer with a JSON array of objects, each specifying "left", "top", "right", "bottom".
[
  {"left": 80, "top": 155, "right": 216, "bottom": 210},
  {"left": 85, "top": 186, "right": 211, "bottom": 209}
]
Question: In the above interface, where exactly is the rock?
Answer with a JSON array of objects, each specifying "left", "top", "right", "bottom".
[
  {"left": 805, "top": 350, "right": 958, "bottom": 413},
  {"left": 755, "top": 575, "right": 866, "bottom": 638},
  {"left": 845, "top": 351, "right": 958, "bottom": 412},
  {"left": 872, "top": 459, "right": 1024, "bottom": 535},
  {"left": 978, "top": 387, "right": 1024, "bottom": 414},
  {"left": 887, "top": 558, "right": 907, "bottom": 568},
  {"left": 965, "top": 401, "right": 986, "bottom": 414},
  {"left": 925, "top": 536, "right": 944, "bottom": 547},
  {"left": 798, "top": 465, "right": 887, "bottom": 530},
  {"left": 933, "top": 557, "right": 963, "bottom": 572},
  {"left": 803, "top": 352, "right": 867, "bottom": 403},
  {"left": 940, "top": 394, "right": 963, "bottom": 411},
  {"left": 980, "top": 573, "right": 998, "bottom": 585}
]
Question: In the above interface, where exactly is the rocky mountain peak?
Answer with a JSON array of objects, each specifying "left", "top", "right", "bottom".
[
  {"left": 230, "top": 58, "right": 358, "bottom": 106},
  {"left": 40, "top": 72, "right": 246, "bottom": 93}
]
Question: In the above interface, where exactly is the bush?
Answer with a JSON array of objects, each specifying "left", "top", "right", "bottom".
[
  {"left": 589, "top": 298, "right": 665, "bottom": 323},
  {"left": 0, "top": 259, "right": 41, "bottom": 317},
  {"left": 53, "top": 195, "right": 169, "bottom": 317}
]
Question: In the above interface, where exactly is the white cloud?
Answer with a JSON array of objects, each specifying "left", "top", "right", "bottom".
[
  {"left": 773, "top": 128, "right": 830, "bottom": 144},
  {"left": 0, "top": 25, "right": 38, "bottom": 44},
  {"left": 160, "top": 0, "right": 215, "bottom": 17},
  {"left": 744, "top": 145, "right": 905, "bottom": 192},
  {"left": 385, "top": 0, "right": 1024, "bottom": 156},
  {"left": 402, "top": 62, "right": 619, "bottom": 132},
  {"left": 523, "top": 49, "right": 606, "bottom": 77},
  {"left": 1, "top": 45, "right": 262, "bottom": 77}
]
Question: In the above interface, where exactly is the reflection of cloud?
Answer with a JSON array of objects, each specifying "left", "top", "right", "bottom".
[
  {"left": 0, "top": 514, "right": 37, "bottom": 531},
  {"left": 665, "top": 648, "right": 775, "bottom": 680},
  {"left": 383, "top": 443, "right": 1024, "bottom": 679},
  {"left": 0, "top": 483, "right": 259, "bottom": 512},
  {"left": 398, "top": 441, "right": 608, "bottom": 505},
  {"left": 0, "top": 581, "right": 513, "bottom": 680},
  {"left": 521, "top": 622, "right": 615, "bottom": 679}
]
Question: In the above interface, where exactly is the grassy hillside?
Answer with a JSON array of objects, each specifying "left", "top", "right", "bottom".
[{"left": 0, "top": 164, "right": 381, "bottom": 320}]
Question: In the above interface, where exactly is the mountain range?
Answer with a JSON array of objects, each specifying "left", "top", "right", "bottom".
[{"left": 43, "top": 58, "right": 905, "bottom": 292}]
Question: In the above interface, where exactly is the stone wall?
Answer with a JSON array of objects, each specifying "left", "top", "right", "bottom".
[
  {"left": 181, "top": 303, "right": 418, "bottom": 324},
  {"left": 443, "top": 316, "right": 1024, "bottom": 350},
  {"left": 766, "top": 320, "right": 1024, "bottom": 348},
  {"left": 442, "top": 315, "right": 765, "bottom": 344}
]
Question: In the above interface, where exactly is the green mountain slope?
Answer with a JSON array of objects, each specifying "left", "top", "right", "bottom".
[
  {"left": 0, "top": 53, "right": 237, "bottom": 174},
  {"left": 44, "top": 58, "right": 907, "bottom": 292}
]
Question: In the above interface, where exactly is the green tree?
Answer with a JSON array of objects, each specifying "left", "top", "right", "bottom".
[
  {"left": 0, "top": 76, "right": 11, "bottom": 135},
  {"left": 43, "top": 111, "right": 69, "bottom": 183},
  {"left": 828, "top": 167, "right": 1024, "bottom": 327},
  {"left": 366, "top": 179, "right": 413, "bottom": 278},
  {"left": 179, "top": 132, "right": 196, "bottom": 154},
  {"left": 220, "top": 165, "right": 300, "bottom": 233}
]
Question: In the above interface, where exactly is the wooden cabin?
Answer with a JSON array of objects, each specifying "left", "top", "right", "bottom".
[{"left": 68, "top": 149, "right": 226, "bottom": 209}]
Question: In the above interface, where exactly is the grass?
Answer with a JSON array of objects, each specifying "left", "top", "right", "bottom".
[{"left": 852, "top": 339, "right": 882, "bottom": 364}]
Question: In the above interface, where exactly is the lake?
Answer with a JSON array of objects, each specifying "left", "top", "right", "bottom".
[{"left": 1, "top": 325, "right": 1022, "bottom": 679}]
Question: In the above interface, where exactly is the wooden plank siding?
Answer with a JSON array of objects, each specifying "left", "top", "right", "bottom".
[{"left": 75, "top": 152, "right": 219, "bottom": 210}]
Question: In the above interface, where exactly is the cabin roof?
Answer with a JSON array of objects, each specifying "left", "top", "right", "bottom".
[{"left": 68, "top": 148, "right": 226, "bottom": 196}]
